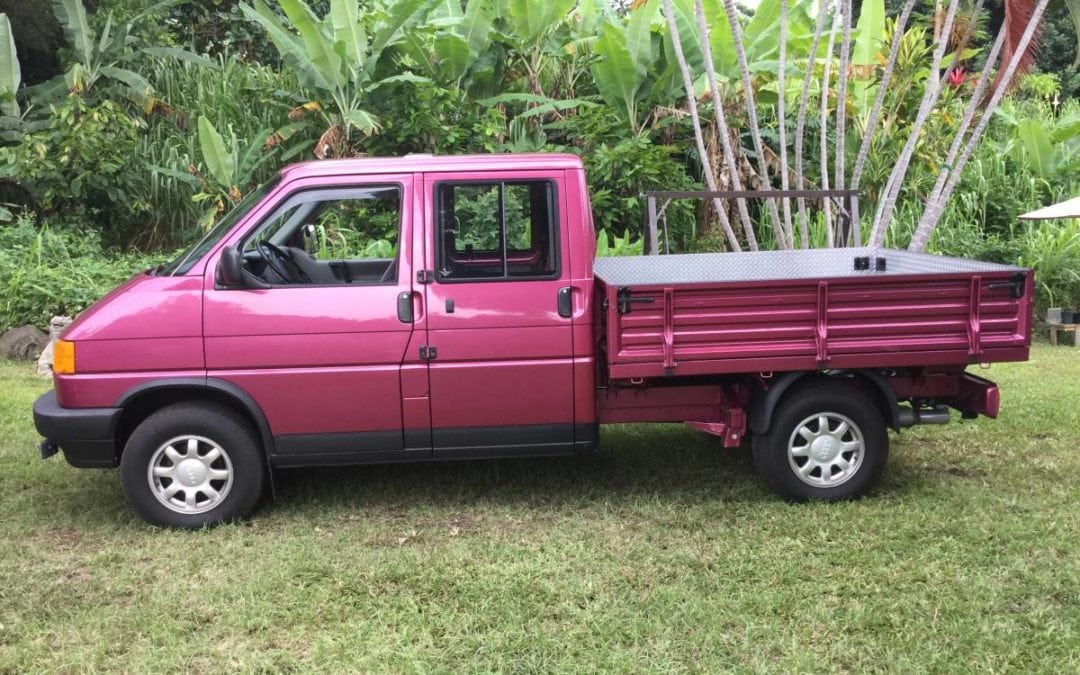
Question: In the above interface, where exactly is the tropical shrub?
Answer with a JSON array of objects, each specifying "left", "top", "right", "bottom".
[
  {"left": 0, "top": 95, "right": 150, "bottom": 242},
  {"left": 0, "top": 213, "right": 165, "bottom": 331}
]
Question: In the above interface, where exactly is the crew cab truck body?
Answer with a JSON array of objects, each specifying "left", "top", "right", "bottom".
[{"left": 32, "top": 154, "right": 1033, "bottom": 527}]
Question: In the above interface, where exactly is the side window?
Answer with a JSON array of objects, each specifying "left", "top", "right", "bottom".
[
  {"left": 240, "top": 186, "right": 401, "bottom": 286},
  {"left": 436, "top": 181, "right": 558, "bottom": 281}
]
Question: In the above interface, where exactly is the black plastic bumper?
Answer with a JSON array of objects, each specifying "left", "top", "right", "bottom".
[{"left": 33, "top": 391, "right": 121, "bottom": 468}]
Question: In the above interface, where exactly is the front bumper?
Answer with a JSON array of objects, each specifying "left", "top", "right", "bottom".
[{"left": 33, "top": 391, "right": 121, "bottom": 468}]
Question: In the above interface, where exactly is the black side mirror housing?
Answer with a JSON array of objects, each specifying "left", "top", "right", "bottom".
[{"left": 216, "top": 245, "right": 269, "bottom": 289}]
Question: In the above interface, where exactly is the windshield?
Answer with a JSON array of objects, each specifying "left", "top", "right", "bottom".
[{"left": 160, "top": 179, "right": 280, "bottom": 276}]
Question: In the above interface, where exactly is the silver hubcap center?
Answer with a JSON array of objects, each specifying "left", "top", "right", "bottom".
[
  {"left": 147, "top": 435, "right": 234, "bottom": 515},
  {"left": 176, "top": 459, "right": 207, "bottom": 486},
  {"left": 810, "top": 436, "right": 840, "bottom": 462}
]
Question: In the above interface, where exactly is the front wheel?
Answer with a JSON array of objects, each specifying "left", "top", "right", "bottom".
[
  {"left": 752, "top": 382, "right": 888, "bottom": 501},
  {"left": 120, "top": 402, "right": 267, "bottom": 528}
]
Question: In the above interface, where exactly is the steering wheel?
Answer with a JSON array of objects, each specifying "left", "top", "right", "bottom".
[{"left": 255, "top": 242, "right": 311, "bottom": 284}]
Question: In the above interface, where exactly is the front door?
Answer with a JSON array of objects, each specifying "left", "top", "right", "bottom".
[
  {"left": 420, "top": 171, "right": 577, "bottom": 459},
  {"left": 203, "top": 174, "right": 427, "bottom": 464}
]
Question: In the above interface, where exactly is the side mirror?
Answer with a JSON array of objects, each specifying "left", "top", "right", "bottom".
[{"left": 216, "top": 245, "right": 269, "bottom": 289}]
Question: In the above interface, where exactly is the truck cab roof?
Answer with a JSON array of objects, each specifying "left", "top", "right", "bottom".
[{"left": 278, "top": 153, "right": 586, "bottom": 181}]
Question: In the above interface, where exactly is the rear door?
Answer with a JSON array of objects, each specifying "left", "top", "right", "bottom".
[{"left": 420, "top": 170, "right": 576, "bottom": 458}]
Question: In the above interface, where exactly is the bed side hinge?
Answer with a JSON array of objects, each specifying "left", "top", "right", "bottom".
[
  {"left": 419, "top": 345, "right": 438, "bottom": 360},
  {"left": 616, "top": 287, "right": 656, "bottom": 314}
]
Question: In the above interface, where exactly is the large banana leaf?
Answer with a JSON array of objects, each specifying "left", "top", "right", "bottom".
[
  {"left": 99, "top": 66, "right": 153, "bottom": 98},
  {"left": 51, "top": 0, "right": 94, "bottom": 65},
  {"left": 0, "top": 14, "right": 19, "bottom": 118},
  {"left": 592, "top": 21, "right": 642, "bottom": 126},
  {"left": 625, "top": 0, "right": 657, "bottom": 78},
  {"left": 434, "top": 33, "right": 472, "bottom": 81},
  {"left": 240, "top": 1, "right": 335, "bottom": 91},
  {"left": 664, "top": 0, "right": 704, "bottom": 74},
  {"left": 198, "top": 116, "right": 237, "bottom": 189},
  {"left": 1017, "top": 118, "right": 1055, "bottom": 180},
  {"left": 505, "top": 0, "right": 576, "bottom": 44},
  {"left": 330, "top": 0, "right": 366, "bottom": 76},
  {"left": 460, "top": 0, "right": 493, "bottom": 61},
  {"left": 370, "top": 0, "right": 430, "bottom": 62},
  {"left": 279, "top": 0, "right": 344, "bottom": 88},
  {"left": 850, "top": 0, "right": 884, "bottom": 118}
]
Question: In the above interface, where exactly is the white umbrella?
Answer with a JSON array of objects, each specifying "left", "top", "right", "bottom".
[{"left": 1018, "top": 197, "right": 1080, "bottom": 220}]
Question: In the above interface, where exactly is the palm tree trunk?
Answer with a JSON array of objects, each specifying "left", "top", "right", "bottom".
[
  {"left": 661, "top": 0, "right": 742, "bottom": 252},
  {"left": 795, "top": 1, "right": 833, "bottom": 248},
  {"left": 694, "top": 0, "right": 758, "bottom": 249},
  {"left": 910, "top": 0, "right": 998, "bottom": 246},
  {"left": 778, "top": 0, "right": 794, "bottom": 248},
  {"left": 820, "top": 6, "right": 841, "bottom": 247},
  {"left": 834, "top": 0, "right": 853, "bottom": 245},
  {"left": 909, "top": 0, "right": 1051, "bottom": 252},
  {"left": 719, "top": 0, "right": 787, "bottom": 249},
  {"left": 869, "top": 0, "right": 961, "bottom": 246},
  {"left": 849, "top": 0, "right": 918, "bottom": 197}
]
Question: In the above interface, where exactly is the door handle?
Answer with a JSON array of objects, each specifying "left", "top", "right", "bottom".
[
  {"left": 557, "top": 286, "right": 572, "bottom": 318},
  {"left": 397, "top": 291, "right": 413, "bottom": 323}
]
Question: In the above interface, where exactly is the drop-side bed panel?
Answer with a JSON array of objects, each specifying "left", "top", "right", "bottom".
[{"left": 595, "top": 249, "right": 1032, "bottom": 379}]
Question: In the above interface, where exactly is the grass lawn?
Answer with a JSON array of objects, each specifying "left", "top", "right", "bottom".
[{"left": 0, "top": 347, "right": 1077, "bottom": 672}]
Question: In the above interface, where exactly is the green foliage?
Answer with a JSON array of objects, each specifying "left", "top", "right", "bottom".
[
  {"left": 239, "top": 0, "right": 430, "bottom": 156},
  {"left": 0, "top": 213, "right": 164, "bottom": 331},
  {"left": 192, "top": 116, "right": 275, "bottom": 227},
  {"left": 0, "top": 95, "right": 149, "bottom": 241},
  {"left": 1014, "top": 218, "right": 1080, "bottom": 312},
  {"left": 47, "top": 0, "right": 213, "bottom": 101},
  {"left": 366, "top": 81, "right": 503, "bottom": 155},
  {"left": 582, "top": 136, "right": 698, "bottom": 250},
  {"left": 596, "top": 228, "right": 644, "bottom": 256}
]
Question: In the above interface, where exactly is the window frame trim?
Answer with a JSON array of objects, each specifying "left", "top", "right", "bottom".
[
  {"left": 433, "top": 178, "right": 561, "bottom": 284},
  {"left": 235, "top": 182, "right": 407, "bottom": 289}
]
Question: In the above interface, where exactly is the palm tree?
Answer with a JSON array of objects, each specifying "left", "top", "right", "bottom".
[
  {"left": 818, "top": 5, "right": 841, "bottom": 246},
  {"left": 869, "top": 0, "right": 962, "bottom": 246},
  {"left": 794, "top": 1, "right": 833, "bottom": 248},
  {"left": 777, "top": 0, "right": 794, "bottom": 247},
  {"left": 661, "top": 0, "right": 743, "bottom": 251},
  {"left": 909, "top": 0, "right": 1052, "bottom": 251},
  {"left": 694, "top": 0, "right": 758, "bottom": 249},
  {"left": 719, "top": 0, "right": 787, "bottom": 248},
  {"left": 848, "top": 0, "right": 919, "bottom": 216}
]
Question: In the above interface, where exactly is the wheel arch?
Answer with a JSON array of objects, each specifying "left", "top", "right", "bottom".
[
  {"left": 749, "top": 370, "right": 900, "bottom": 435},
  {"left": 113, "top": 378, "right": 275, "bottom": 459}
]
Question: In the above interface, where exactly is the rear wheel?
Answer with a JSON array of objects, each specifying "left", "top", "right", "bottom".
[
  {"left": 120, "top": 402, "right": 266, "bottom": 528},
  {"left": 752, "top": 382, "right": 888, "bottom": 501}
]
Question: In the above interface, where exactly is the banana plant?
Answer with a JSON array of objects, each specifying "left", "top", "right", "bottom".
[
  {"left": 397, "top": 0, "right": 495, "bottom": 94},
  {"left": 240, "top": 0, "right": 431, "bottom": 157},
  {"left": 994, "top": 108, "right": 1080, "bottom": 180},
  {"left": 48, "top": 0, "right": 216, "bottom": 100},
  {"left": 193, "top": 116, "right": 276, "bottom": 228},
  {"left": 590, "top": 0, "right": 657, "bottom": 134}
]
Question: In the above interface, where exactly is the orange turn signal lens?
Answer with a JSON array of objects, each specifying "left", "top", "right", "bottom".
[{"left": 53, "top": 339, "right": 75, "bottom": 374}]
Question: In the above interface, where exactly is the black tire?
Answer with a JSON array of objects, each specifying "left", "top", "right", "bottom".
[
  {"left": 752, "top": 381, "right": 888, "bottom": 502},
  {"left": 120, "top": 402, "right": 267, "bottom": 528}
]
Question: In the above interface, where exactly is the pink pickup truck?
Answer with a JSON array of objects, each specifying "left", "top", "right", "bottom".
[{"left": 33, "top": 154, "right": 1032, "bottom": 527}]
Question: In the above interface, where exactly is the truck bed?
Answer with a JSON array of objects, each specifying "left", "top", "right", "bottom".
[{"left": 594, "top": 248, "right": 1032, "bottom": 379}]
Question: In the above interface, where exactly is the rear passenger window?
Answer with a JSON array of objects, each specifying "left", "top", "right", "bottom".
[{"left": 436, "top": 181, "right": 558, "bottom": 281}]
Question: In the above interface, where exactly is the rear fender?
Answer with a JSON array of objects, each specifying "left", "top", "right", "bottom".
[{"left": 749, "top": 370, "right": 900, "bottom": 434}]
